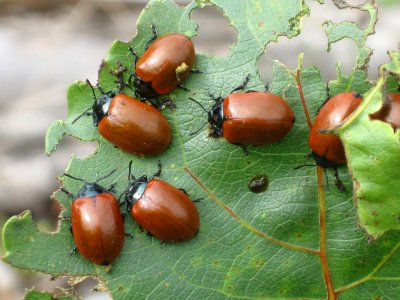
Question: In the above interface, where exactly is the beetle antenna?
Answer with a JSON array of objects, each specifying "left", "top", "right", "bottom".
[
  {"left": 63, "top": 173, "right": 85, "bottom": 182},
  {"left": 86, "top": 79, "right": 97, "bottom": 101},
  {"left": 71, "top": 106, "right": 93, "bottom": 124},
  {"left": 145, "top": 23, "right": 158, "bottom": 50},
  {"left": 97, "top": 169, "right": 117, "bottom": 183},
  {"left": 128, "top": 161, "right": 136, "bottom": 181},
  {"left": 293, "top": 163, "right": 316, "bottom": 170},
  {"left": 189, "top": 97, "right": 208, "bottom": 113},
  {"left": 190, "top": 122, "right": 207, "bottom": 136}
]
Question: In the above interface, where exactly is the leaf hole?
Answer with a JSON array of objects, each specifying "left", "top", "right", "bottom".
[
  {"left": 190, "top": 4, "right": 237, "bottom": 57},
  {"left": 257, "top": 1, "right": 365, "bottom": 82},
  {"left": 74, "top": 277, "right": 110, "bottom": 299},
  {"left": 366, "top": 4, "right": 400, "bottom": 79}
]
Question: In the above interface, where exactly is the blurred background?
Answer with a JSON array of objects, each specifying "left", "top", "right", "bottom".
[{"left": 0, "top": 0, "right": 398, "bottom": 299}]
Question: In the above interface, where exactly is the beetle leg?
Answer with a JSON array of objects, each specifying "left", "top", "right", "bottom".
[
  {"left": 178, "top": 188, "right": 189, "bottom": 196},
  {"left": 156, "top": 97, "right": 176, "bottom": 110},
  {"left": 152, "top": 161, "right": 162, "bottom": 178},
  {"left": 143, "top": 97, "right": 169, "bottom": 110},
  {"left": 128, "top": 46, "right": 139, "bottom": 71},
  {"left": 128, "top": 46, "right": 138, "bottom": 61},
  {"left": 209, "top": 92, "right": 224, "bottom": 103},
  {"left": 70, "top": 245, "right": 77, "bottom": 255},
  {"left": 127, "top": 47, "right": 139, "bottom": 89},
  {"left": 145, "top": 23, "right": 158, "bottom": 50},
  {"left": 177, "top": 188, "right": 203, "bottom": 202},
  {"left": 293, "top": 163, "right": 316, "bottom": 170},
  {"left": 333, "top": 168, "right": 345, "bottom": 191},
  {"left": 231, "top": 74, "right": 250, "bottom": 93},
  {"left": 111, "top": 63, "right": 128, "bottom": 94},
  {"left": 178, "top": 84, "right": 190, "bottom": 92},
  {"left": 191, "top": 198, "right": 203, "bottom": 203},
  {"left": 59, "top": 187, "right": 72, "bottom": 195},
  {"left": 59, "top": 187, "right": 76, "bottom": 202},
  {"left": 237, "top": 144, "right": 248, "bottom": 156},
  {"left": 59, "top": 215, "right": 71, "bottom": 221},
  {"left": 124, "top": 232, "right": 134, "bottom": 239},
  {"left": 323, "top": 169, "right": 330, "bottom": 191},
  {"left": 141, "top": 227, "right": 153, "bottom": 237},
  {"left": 117, "top": 192, "right": 126, "bottom": 206},
  {"left": 190, "top": 68, "right": 203, "bottom": 74}
]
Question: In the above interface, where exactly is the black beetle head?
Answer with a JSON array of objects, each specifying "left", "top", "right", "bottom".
[
  {"left": 78, "top": 182, "right": 108, "bottom": 198},
  {"left": 208, "top": 100, "right": 224, "bottom": 138},
  {"left": 133, "top": 76, "right": 159, "bottom": 99},
  {"left": 92, "top": 94, "right": 113, "bottom": 127},
  {"left": 124, "top": 175, "right": 149, "bottom": 211}
]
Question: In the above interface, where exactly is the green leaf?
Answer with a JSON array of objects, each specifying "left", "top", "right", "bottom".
[
  {"left": 336, "top": 51, "right": 400, "bottom": 239},
  {"left": 323, "top": 20, "right": 366, "bottom": 50},
  {"left": 45, "top": 120, "right": 66, "bottom": 155},
  {"left": 24, "top": 290, "right": 72, "bottom": 300},
  {"left": 2, "top": 0, "right": 400, "bottom": 299},
  {"left": 381, "top": 50, "right": 400, "bottom": 76},
  {"left": 323, "top": 1, "right": 377, "bottom": 54}
]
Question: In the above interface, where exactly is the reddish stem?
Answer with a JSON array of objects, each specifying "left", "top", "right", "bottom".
[
  {"left": 316, "top": 166, "right": 337, "bottom": 300},
  {"left": 295, "top": 69, "right": 313, "bottom": 129}
]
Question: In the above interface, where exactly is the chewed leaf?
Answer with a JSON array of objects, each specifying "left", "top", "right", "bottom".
[
  {"left": 24, "top": 289, "right": 73, "bottom": 300},
  {"left": 381, "top": 50, "right": 400, "bottom": 76},
  {"left": 323, "top": 1, "right": 377, "bottom": 62},
  {"left": 2, "top": 210, "right": 95, "bottom": 275},
  {"left": 2, "top": 0, "right": 400, "bottom": 299},
  {"left": 45, "top": 120, "right": 66, "bottom": 155},
  {"left": 337, "top": 51, "right": 400, "bottom": 238},
  {"left": 323, "top": 20, "right": 366, "bottom": 50}
]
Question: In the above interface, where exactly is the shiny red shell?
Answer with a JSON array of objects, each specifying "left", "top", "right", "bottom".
[
  {"left": 309, "top": 92, "right": 363, "bottom": 166},
  {"left": 98, "top": 94, "right": 171, "bottom": 156},
  {"left": 71, "top": 193, "right": 125, "bottom": 265},
  {"left": 222, "top": 92, "right": 295, "bottom": 145},
  {"left": 136, "top": 33, "right": 195, "bottom": 95},
  {"left": 130, "top": 180, "right": 199, "bottom": 243},
  {"left": 370, "top": 93, "right": 400, "bottom": 130}
]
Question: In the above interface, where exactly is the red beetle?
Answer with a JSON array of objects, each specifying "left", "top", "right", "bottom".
[
  {"left": 122, "top": 161, "right": 199, "bottom": 243},
  {"left": 130, "top": 24, "right": 196, "bottom": 99},
  {"left": 72, "top": 80, "right": 172, "bottom": 156},
  {"left": 191, "top": 76, "right": 295, "bottom": 147},
  {"left": 62, "top": 170, "right": 125, "bottom": 265},
  {"left": 309, "top": 92, "right": 363, "bottom": 167},
  {"left": 308, "top": 92, "right": 363, "bottom": 189},
  {"left": 208, "top": 92, "right": 295, "bottom": 145},
  {"left": 370, "top": 93, "right": 400, "bottom": 130}
]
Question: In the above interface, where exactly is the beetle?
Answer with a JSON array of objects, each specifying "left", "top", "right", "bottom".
[
  {"left": 307, "top": 92, "right": 363, "bottom": 190},
  {"left": 130, "top": 24, "right": 196, "bottom": 99},
  {"left": 190, "top": 76, "right": 295, "bottom": 147},
  {"left": 370, "top": 93, "right": 400, "bottom": 130},
  {"left": 61, "top": 170, "right": 125, "bottom": 265},
  {"left": 122, "top": 161, "right": 200, "bottom": 243},
  {"left": 72, "top": 79, "right": 172, "bottom": 156}
]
